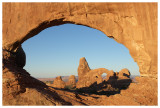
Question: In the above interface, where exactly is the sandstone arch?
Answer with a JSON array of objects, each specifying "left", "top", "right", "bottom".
[{"left": 3, "top": 3, "right": 157, "bottom": 78}]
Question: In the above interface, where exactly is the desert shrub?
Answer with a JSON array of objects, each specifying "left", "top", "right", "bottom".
[
  {"left": 45, "top": 81, "right": 53, "bottom": 84},
  {"left": 64, "top": 85, "right": 75, "bottom": 90}
]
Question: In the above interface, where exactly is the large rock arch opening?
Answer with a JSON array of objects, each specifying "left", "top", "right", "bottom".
[
  {"left": 2, "top": 3, "right": 157, "bottom": 105},
  {"left": 22, "top": 23, "right": 140, "bottom": 78},
  {"left": 3, "top": 3, "right": 157, "bottom": 78}
]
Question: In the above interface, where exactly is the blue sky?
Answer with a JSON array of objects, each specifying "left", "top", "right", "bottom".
[{"left": 22, "top": 24, "right": 140, "bottom": 78}]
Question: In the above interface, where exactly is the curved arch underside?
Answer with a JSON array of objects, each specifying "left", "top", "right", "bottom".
[{"left": 2, "top": 3, "right": 157, "bottom": 78}]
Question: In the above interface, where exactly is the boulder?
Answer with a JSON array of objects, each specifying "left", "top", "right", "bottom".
[{"left": 52, "top": 76, "right": 66, "bottom": 89}]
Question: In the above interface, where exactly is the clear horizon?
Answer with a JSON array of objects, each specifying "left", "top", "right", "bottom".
[{"left": 22, "top": 24, "right": 140, "bottom": 78}]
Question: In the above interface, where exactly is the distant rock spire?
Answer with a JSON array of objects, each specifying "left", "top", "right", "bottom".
[{"left": 78, "top": 57, "right": 91, "bottom": 81}]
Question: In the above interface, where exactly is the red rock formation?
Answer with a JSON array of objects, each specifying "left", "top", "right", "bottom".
[
  {"left": 76, "top": 57, "right": 116, "bottom": 88},
  {"left": 3, "top": 45, "right": 26, "bottom": 68},
  {"left": 52, "top": 76, "right": 66, "bottom": 89},
  {"left": 76, "top": 57, "right": 134, "bottom": 89},
  {"left": 66, "top": 75, "right": 76, "bottom": 88},
  {"left": 78, "top": 57, "right": 90, "bottom": 81},
  {"left": 118, "top": 68, "right": 131, "bottom": 79},
  {"left": 2, "top": 3, "right": 157, "bottom": 78},
  {"left": 3, "top": 63, "right": 157, "bottom": 105},
  {"left": 2, "top": 3, "right": 158, "bottom": 105}
]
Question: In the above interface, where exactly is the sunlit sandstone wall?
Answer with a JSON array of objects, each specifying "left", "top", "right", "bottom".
[{"left": 3, "top": 3, "right": 157, "bottom": 78}]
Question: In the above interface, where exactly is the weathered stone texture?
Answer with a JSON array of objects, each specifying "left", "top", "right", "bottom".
[
  {"left": 78, "top": 57, "right": 91, "bottom": 81},
  {"left": 76, "top": 57, "right": 131, "bottom": 88},
  {"left": 118, "top": 68, "right": 131, "bottom": 79},
  {"left": 52, "top": 76, "right": 66, "bottom": 89},
  {"left": 76, "top": 68, "right": 115, "bottom": 88},
  {"left": 2, "top": 3, "right": 157, "bottom": 78},
  {"left": 3, "top": 45, "right": 26, "bottom": 68},
  {"left": 66, "top": 75, "right": 76, "bottom": 88}
]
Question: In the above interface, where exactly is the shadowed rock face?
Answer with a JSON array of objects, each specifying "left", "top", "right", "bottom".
[
  {"left": 15, "top": 46, "right": 26, "bottom": 68},
  {"left": 3, "top": 62, "right": 157, "bottom": 105},
  {"left": 52, "top": 76, "right": 66, "bottom": 89},
  {"left": 118, "top": 68, "right": 130, "bottom": 79},
  {"left": 67, "top": 75, "right": 76, "bottom": 88},
  {"left": 3, "top": 46, "right": 26, "bottom": 68},
  {"left": 2, "top": 3, "right": 157, "bottom": 78}
]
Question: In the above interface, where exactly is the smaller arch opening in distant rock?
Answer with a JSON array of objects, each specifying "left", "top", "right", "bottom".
[{"left": 101, "top": 73, "right": 107, "bottom": 80}]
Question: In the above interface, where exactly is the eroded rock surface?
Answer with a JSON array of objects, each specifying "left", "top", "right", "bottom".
[
  {"left": 3, "top": 63, "right": 81, "bottom": 105},
  {"left": 2, "top": 3, "right": 157, "bottom": 78},
  {"left": 78, "top": 57, "right": 91, "bottom": 81},
  {"left": 3, "top": 45, "right": 26, "bottom": 68},
  {"left": 66, "top": 75, "right": 76, "bottom": 88},
  {"left": 76, "top": 57, "right": 131, "bottom": 89},
  {"left": 2, "top": 3, "right": 158, "bottom": 105},
  {"left": 3, "top": 63, "right": 157, "bottom": 105},
  {"left": 118, "top": 68, "right": 131, "bottom": 79},
  {"left": 52, "top": 76, "right": 66, "bottom": 89}
]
